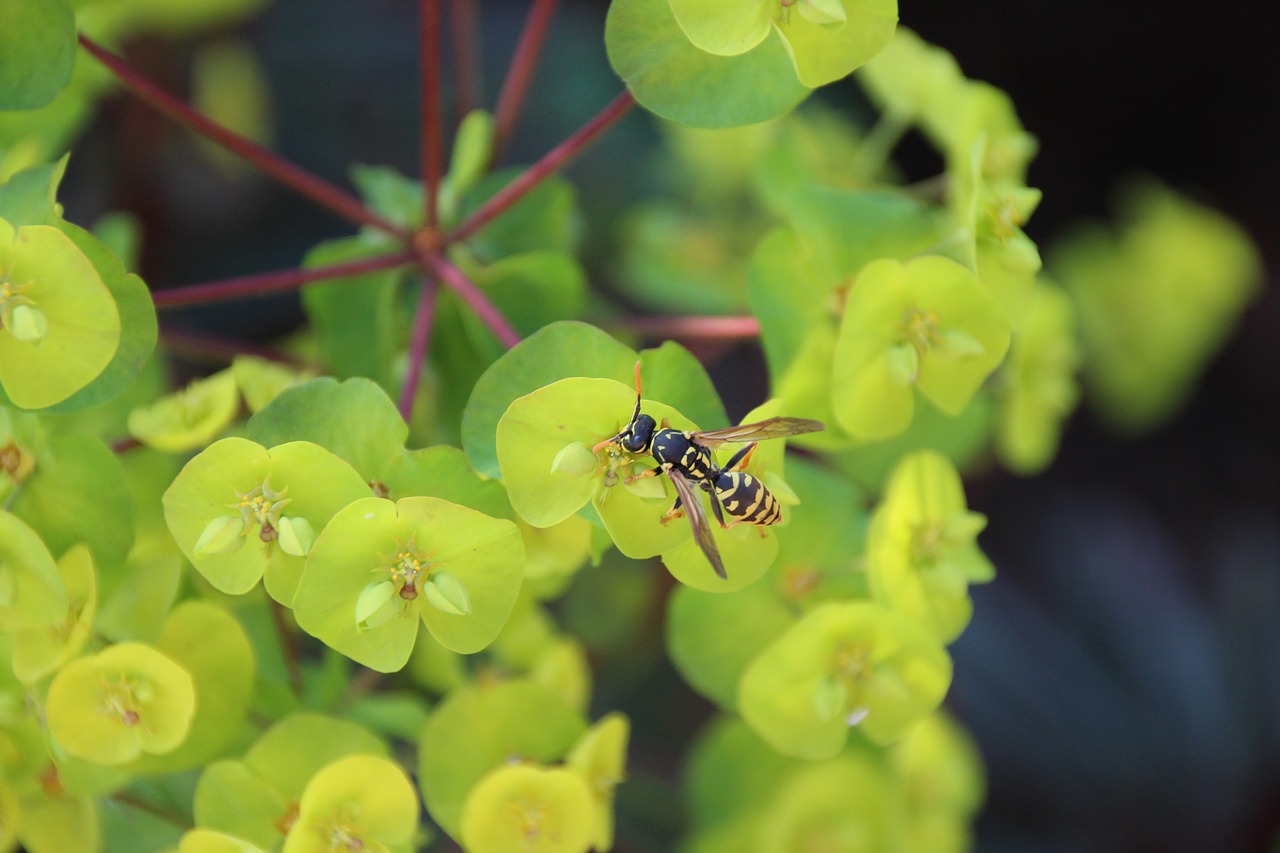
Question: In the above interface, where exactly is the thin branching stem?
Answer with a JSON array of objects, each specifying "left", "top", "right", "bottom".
[
  {"left": 420, "top": 0, "right": 445, "bottom": 227},
  {"left": 78, "top": 35, "right": 408, "bottom": 239},
  {"left": 451, "top": 90, "right": 635, "bottom": 242},
  {"left": 268, "top": 596, "right": 304, "bottom": 698},
  {"left": 450, "top": 0, "right": 483, "bottom": 123},
  {"left": 110, "top": 792, "right": 193, "bottom": 830},
  {"left": 150, "top": 251, "right": 418, "bottom": 309},
  {"left": 610, "top": 315, "right": 762, "bottom": 340},
  {"left": 426, "top": 254, "right": 521, "bottom": 349},
  {"left": 493, "top": 0, "right": 559, "bottom": 159},
  {"left": 399, "top": 274, "right": 440, "bottom": 421}
]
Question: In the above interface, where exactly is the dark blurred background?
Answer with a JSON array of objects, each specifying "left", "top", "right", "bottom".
[{"left": 60, "top": 0, "right": 1280, "bottom": 849}]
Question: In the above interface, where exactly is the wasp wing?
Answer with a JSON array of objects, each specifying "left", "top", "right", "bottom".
[
  {"left": 693, "top": 417, "right": 825, "bottom": 449},
  {"left": 667, "top": 467, "right": 727, "bottom": 580}
]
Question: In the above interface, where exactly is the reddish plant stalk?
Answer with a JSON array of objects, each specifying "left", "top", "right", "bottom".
[
  {"left": 426, "top": 254, "right": 521, "bottom": 349},
  {"left": 151, "top": 251, "right": 418, "bottom": 309},
  {"left": 450, "top": 0, "right": 483, "bottom": 123},
  {"left": 78, "top": 35, "right": 408, "bottom": 239},
  {"left": 611, "top": 315, "right": 763, "bottom": 340},
  {"left": 493, "top": 0, "right": 560, "bottom": 158},
  {"left": 420, "top": 0, "right": 444, "bottom": 227},
  {"left": 399, "top": 275, "right": 440, "bottom": 421},
  {"left": 451, "top": 89, "right": 635, "bottom": 242}
]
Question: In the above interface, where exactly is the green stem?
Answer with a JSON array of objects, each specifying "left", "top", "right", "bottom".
[
  {"left": 269, "top": 596, "right": 304, "bottom": 698},
  {"left": 110, "top": 792, "right": 193, "bottom": 831},
  {"left": 854, "top": 110, "right": 911, "bottom": 181}
]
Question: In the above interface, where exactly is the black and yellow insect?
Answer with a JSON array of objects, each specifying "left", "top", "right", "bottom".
[{"left": 593, "top": 364, "right": 824, "bottom": 579}]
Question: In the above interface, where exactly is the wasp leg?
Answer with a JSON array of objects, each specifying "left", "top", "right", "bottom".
[
  {"left": 624, "top": 465, "right": 663, "bottom": 485},
  {"left": 707, "top": 491, "right": 729, "bottom": 529},
  {"left": 722, "top": 441, "right": 758, "bottom": 472},
  {"left": 661, "top": 494, "right": 685, "bottom": 525}
]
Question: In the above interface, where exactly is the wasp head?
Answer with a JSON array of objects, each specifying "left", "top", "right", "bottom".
[{"left": 620, "top": 413, "right": 656, "bottom": 453}]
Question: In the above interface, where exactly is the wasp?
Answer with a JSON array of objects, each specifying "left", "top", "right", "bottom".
[{"left": 593, "top": 363, "right": 824, "bottom": 579}]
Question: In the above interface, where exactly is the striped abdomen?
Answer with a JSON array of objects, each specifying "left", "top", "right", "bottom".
[{"left": 713, "top": 471, "right": 782, "bottom": 526}]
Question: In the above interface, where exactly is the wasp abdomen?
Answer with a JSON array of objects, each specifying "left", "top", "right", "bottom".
[{"left": 714, "top": 471, "right": 782, "bottom": 526}]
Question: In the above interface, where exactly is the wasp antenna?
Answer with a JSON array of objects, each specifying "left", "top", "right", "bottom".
[{"left": 629, "top": 360, "right": 643, "bottom": 423}]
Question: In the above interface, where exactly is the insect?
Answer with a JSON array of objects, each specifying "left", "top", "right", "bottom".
[{"left": 593, "top": 363, "right": 824, "bottom": 579}]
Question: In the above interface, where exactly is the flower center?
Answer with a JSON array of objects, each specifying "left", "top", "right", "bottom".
[{"left": 234, "top": 479, "right": 291, "bottom": 546}]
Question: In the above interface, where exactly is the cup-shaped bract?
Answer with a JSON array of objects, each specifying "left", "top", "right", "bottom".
[
  {"left": 194, "top": 713, "right": 388, "bottom": 850},
  {"left": 179, "top": 830, "right": 271, "bottom": 853},
  {"left": 0, "top": 509, "right": 67, "bottom": 632},
  {"left": 890, "top": 711, "right": 986, "bottom": 853},
  {"left": 566, "top": 712, "right": 630, "bottom": 852},
  {"left": 45, "top": 641, "right": 196, "bottom": 765},
  {"left": 996, "top": 283, "right": 1081, "bottom": 474},
  {"left": 281, "top": 755, "right": 418, "bottom": 853},
  {"left": 739, "top": 601, "right": 951, "bottom": 758},
  {"left": 0, "top": 219, "right": 120, "bottom": 409},
  {"left": 497, "top": 376, "right": 698, "bottom": 559},
  {"left": 418, "top": 680, "right": 586, "bottom": 840},
  {"left": 755, "top": 754, "right": 908, "bottom": 852},
  {"left": 124, "top": 601, "right": 256, "bottom": 775},
  {"left": 163, "top": 437, "right": 372, "bottom": 604},
  {"left": 658, "top": 0, "right": 898, "bottom": 94},
  {"left": 292, "top": 495, "right": 523, "bottom": 671},
  {"left": 10, "top": 542, "right": 95, "bottom": 683},
  {"left": 127, "top": 369, "right": 240, "bottom": 453},
  {"left": 865, "top": 450, "right": 994, "bottom": 642},
  {"left": 460, "top": 764, "right": 595, "bottom": 853},
  {"left": 833, "top": 256, "right": 1011, "bottom": 441}
]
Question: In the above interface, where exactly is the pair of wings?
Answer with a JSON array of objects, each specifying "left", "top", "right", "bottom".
[{"left": 667, "top": 416, "right": 824, "bottom": 580}]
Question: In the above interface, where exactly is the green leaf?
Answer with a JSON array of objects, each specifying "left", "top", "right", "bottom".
[
  {"left": 463, "top": 322, "right": 637, "bottom": 479},
  {"left": 39, "top": 220, "right": 157, "bottom": 413},
  {"left": 300, "top": 238, "right": 404, "bottom": 387},
  {"left": 459, "top": 250, "right": 587, "bottom": 341},
  {"left": 350, "top": 164, "right": 423, "bottom": 229},
  {"left": 419, "top": 680, "right": 586, "bottom": 841},
  {"left": 0, "top": 509, "right": 67, "bottom": 632},
  {"left": 457, "top": 168, "right": 578, "bottom": 261},
  {"left": 0, "top": 0, "right": 76, "bottom": 110},
  {"left": 667, "top": 580, "right": 793, "bottom": 710},
  {"left": 246, "top": 376, "right": 407, "bottom": 485},
  {"left": 606, "top": 0, "right": 811, "bottom": 128}
]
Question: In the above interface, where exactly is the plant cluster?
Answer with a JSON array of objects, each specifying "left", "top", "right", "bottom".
[{"left": 0, "top": 0, "right": 1262, "bottom": 851}]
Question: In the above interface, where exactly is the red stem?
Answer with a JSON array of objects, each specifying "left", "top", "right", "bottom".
[
  {"left": 420, "top": 0, "right": 444, "bottom": 227},
  {"left": 610, "top": 315, "right": 762, "bottom": 340},
  {"left": 451, "top": 90, "right": 635, "bottom": 242},
  {"left": 426, "top": 254, "right": 521, "bottom": 349},
  {"left": 450, "top": 0, "right": 482, "bottom": 125},
  {"left": 150, "top": 251, "right": 418, "bottom": 309},
  {"left": 493, "top": 0, "right": 559, "bottom": 159},
  {"left": 398, "top": 275, "right": 440, "bottom": 421},
  {"left": 78, "top": 35, "right": 408, "bottom": 239}
]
